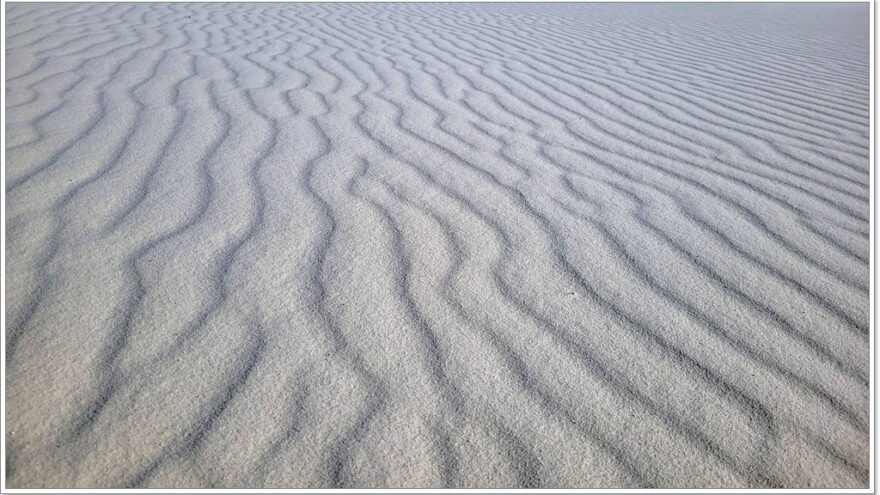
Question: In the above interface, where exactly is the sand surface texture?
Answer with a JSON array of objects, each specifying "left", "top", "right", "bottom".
[{"left": 4, "top": 2, "right": 871, "bottom": 489}]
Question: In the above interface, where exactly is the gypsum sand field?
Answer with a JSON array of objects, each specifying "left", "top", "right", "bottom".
[{"left": 3, "top": 2, "right": 871, "bottom": 489}]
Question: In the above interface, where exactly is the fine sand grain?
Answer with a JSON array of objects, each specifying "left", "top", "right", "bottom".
[{"left": 4, "top": 2, "right": 870, "bottom": 489}]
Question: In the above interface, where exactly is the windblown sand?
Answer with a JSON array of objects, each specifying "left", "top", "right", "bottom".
[{"left": 4, "top": 2, "right": 870, "bottom": 489}]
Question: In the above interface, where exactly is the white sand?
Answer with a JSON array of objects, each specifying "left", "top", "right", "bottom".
[{"left": 4, "top": 2, "right": 870, "bottom": 489}]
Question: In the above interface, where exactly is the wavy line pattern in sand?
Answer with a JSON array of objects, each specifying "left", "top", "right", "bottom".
[{"left": 4, "top": 3, "right": 870, "bottom": 489}]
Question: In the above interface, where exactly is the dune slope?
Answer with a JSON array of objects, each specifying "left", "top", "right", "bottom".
[{"left": 4, "top": 2, "right": 870, "bottom": 488}]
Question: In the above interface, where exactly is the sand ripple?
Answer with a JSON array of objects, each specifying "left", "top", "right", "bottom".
[{"left": 4, "top": 3, "right": 869, "bottom": 488}]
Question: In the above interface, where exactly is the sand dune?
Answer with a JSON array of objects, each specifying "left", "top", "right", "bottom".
[{"left": 4, "top": 2, "right": 870, "bottom": 488}]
